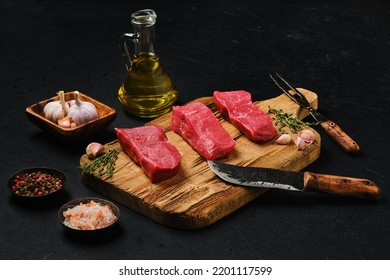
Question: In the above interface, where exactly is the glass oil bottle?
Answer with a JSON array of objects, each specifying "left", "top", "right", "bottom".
[{"left": 118, "top": 9, "right": 178, "bottom": 118}]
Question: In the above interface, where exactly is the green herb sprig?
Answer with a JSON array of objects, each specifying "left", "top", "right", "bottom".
[
  {"left": 267, "top": 107, "right": 321, "bottom": 134},
  {"left": 81, "top": 149, "right": 119, "bottom": 178}
]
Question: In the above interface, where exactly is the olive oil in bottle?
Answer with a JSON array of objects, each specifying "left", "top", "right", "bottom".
[
  {"left": 118, "top": 52, "right": 178, "bottom": 118},
  {"left": 118, "top": 9, "right": 178, "bottom": 118}
]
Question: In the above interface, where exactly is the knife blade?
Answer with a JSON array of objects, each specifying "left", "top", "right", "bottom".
[{"left": 208, "top": 161, "right": 381, "bottom": 200}]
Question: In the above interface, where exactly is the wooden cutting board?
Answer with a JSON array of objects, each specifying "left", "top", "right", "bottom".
[{"left": 80, "top": 88, "right": 321, "bottom": 229}]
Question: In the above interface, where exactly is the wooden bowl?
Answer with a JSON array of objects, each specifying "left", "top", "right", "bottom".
[{"left": 26, "top": 91, "right": 116, "bottom": 141}]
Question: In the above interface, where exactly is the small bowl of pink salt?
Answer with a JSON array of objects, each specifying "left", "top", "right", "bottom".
[{"left": 58, "top": 197, "right": 120, "bottom": 232}]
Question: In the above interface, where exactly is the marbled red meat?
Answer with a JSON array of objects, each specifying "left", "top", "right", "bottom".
[
  {"left": 170, "top": 102, "right": 235, "bottom": 160},
  {"left": 213, "top": 90, "right": 277, "bottom": 142},
  {"left": 115, "top": 125, "right": 181, "bottom": 183}
]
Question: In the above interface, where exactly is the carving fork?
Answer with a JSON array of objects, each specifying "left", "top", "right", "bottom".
[{"left": 269, "top": 73, "right": 360, "bottom": 153}]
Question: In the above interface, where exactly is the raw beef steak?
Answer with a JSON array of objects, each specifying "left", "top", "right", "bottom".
[
  {"left": 213, "top": 90, "right": 277, "bottom": 142},
  {"left": 115, "top": 125, "right": 182, "bottom": 183},
  {"left": 170, "top": 102, "right": 235, "bottom": 160}
]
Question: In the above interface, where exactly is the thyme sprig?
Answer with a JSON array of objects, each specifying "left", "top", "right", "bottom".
[
  {"left": 267, "top": 107, "right": 321, "bottom": 134},
  {"left": 81, "top": 149, "right": 119, "bottom": 178}
]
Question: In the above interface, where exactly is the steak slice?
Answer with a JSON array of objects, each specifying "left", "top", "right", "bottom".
[
  {"left": 213, "top": 90, "right": 277, "bottom": 142},
  {"left": 170, "top": 102, "right": 235, "bottom": 160},
  {"left": 115, "top": 125, "right": 181, "bottom": 183}
]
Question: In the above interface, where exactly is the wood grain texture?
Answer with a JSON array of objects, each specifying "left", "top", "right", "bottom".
[
  {"left": 80, "top": 88, "right": 321, "bottom": 229},
  {"left": 303, "top": 172, "right": 381, "bottom": 200},
  {"left": 320, "top": 120, "right": 360, "bottom": 153}
]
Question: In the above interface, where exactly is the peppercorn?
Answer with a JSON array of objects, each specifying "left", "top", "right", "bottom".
[{"left": 11, "top": 171, "right": 64, "bottom": 197}]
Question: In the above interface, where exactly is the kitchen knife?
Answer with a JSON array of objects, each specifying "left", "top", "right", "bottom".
[{"left": 208, "top": 161, "right": 381, "bottom": 200}]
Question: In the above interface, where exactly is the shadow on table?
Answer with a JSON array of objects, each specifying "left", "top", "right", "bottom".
[{"left": 9, "top": 189, "right": 72, "bottom": 211}]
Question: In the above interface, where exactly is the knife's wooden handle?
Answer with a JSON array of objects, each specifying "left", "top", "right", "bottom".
[
  {"left": 320, "top": 120, "right": 360, "bottom": 153},
  {"left": 303, "top": 172, "right": 381, "bottom": 200}
]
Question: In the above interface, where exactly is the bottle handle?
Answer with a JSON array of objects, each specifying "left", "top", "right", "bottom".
[{"left": 119, "top": 33, "right": 138, "bottom": 71}]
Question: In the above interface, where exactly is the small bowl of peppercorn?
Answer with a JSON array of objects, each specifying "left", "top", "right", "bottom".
[{"left": 7, "top": 167, "right": 67, "bottom": 199}]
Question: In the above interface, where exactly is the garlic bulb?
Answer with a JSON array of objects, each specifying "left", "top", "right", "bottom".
[
  {"left": 43, "top": 91, "right": 69, "bottom": 123},
  {"left": 67, "top": 91, "right": 98, "bottom": 126}
]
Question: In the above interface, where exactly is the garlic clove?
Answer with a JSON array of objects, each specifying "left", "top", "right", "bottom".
[
  {"left": 57, "top": 116, "right": 73, "bottom": 128},
  {"left": 295, "top": 136, "right": 306, "bottom": 150},
  {"left": 275, "top": 134, "right": 291, "bottom": 145},
  {"left": 298, "top": 129, "right": 316, "bottom": 144},
  {"left": 86, "top": 142, "right": 105, "bottom": 159}
]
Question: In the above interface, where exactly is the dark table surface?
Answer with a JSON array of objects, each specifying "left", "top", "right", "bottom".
[{"left": 1, "top": 0, "right": 389, "bottom": 260}]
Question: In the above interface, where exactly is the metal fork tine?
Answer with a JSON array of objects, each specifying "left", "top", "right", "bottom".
[
  {"left": 270, "top": 73, "right": 311, "bottom": 108},
  {"left": 275, "top": 73, "right": 305, "bottom": 99},
  {"left": 269, "top": 74, "right": 295, "bottom": 99}
]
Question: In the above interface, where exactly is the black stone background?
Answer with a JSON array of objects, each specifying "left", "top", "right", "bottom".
[{"left": 1, "top": 0, "right": 389, "bottom": 259}]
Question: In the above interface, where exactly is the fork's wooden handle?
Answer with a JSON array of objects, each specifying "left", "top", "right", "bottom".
[
  {"left": 320, "top": 120, "right": 360, "bottom": 153},
  {"left": 304, "top": 171, "right": 381, "bottom": 200}
]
